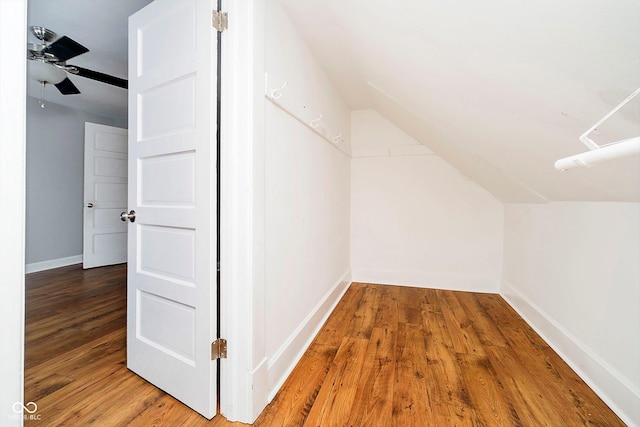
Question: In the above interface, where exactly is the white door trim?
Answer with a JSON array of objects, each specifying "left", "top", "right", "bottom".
[
  {"left": 219, "top": 0, "right": 268, "bottom": 423},
  {"left": 0, "top": 1, "right": 26, "bottom": 424}
]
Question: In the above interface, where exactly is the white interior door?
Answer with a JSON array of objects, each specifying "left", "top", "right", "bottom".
[
  {"left": 127, "top": 0, "right": 218, "bottom": 419},
  {"left": 83, "top": 122, "right": 128, "bottom": 269}
]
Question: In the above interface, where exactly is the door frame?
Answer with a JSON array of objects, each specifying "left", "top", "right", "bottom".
[
  {"left": 0, "top": 1, "right": 273, "bottom": 420},
  {"left": 0, "top": 0, "right": 26, "bottom": 424},
  {"left": 218, "top": 0, "right": 268, "bottom": 422},
  {"left": 1, "top": 0, "right": 270, "bottom": 424}
]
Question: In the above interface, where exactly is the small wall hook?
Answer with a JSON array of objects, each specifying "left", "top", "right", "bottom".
[
  {"left": 332, "top": 133, "right": 343, "bottom": 144},
  {"left": 271, "top": 81, "right": 288, "bottom": 99},
  {"left": 310, "top": 115, "right": 323, "bottom": 128}
]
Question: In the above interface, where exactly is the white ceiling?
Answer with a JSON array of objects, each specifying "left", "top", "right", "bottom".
[
  {"left": 279, "top": 0, "right": 640, "bottom": 202},
  {"left": 26, "top": 0, "right": 639, "bottom": 202},
  {"left": 26, "top": 0, "right": 153, "bottom": 122}
]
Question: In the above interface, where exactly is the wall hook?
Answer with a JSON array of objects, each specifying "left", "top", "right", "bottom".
[
  {"left": 332, "top": 133, "right": 343, "bottom": 144},
  {"left": 310, "top": 115, "right": 323, "bottom": 128},
  {"left": 271, "top": 81, "right": 288, "bottom": 100}
]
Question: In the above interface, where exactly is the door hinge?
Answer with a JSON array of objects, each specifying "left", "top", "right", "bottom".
[
  {"left": 211, "top": 338, "right": 227, "bottom": 360},
  {"left": 212, "top": 10, "right": 228, "bottom": 32}
]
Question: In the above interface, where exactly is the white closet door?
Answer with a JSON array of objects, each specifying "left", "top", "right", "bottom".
[{"left": 126, "top": 0, "right": 218, "bottom": 419}]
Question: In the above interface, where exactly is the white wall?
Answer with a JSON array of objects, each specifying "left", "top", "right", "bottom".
[
  {"left": 502, "top": 202, "right": 640, "bottom": 426},
  {"left": 262, "top": 0, "right": 352, "bottom": 402},
  {"left": 351, "top": 110, "right": 504, "bottom": 292},
  {"left": 0, "top": 0, "right": 26, "bottom": 424},
  {"left": 25, "top": 97, "right": 117, "bottom": 270}
]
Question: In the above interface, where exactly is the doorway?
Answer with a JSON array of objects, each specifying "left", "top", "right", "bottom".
[{"left": 5, "top": 0, "right": 259, "bottom": 424}]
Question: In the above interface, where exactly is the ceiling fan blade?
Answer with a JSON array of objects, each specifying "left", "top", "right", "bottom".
[
  {"left": 43, "top": 36, "right": 89, "bottom": 62},
  {"left": 54, "top": 77, "right": 81, "bottom": 95},
  {"left": 70, "top": 66, "right": 128, "bottom": 89}
]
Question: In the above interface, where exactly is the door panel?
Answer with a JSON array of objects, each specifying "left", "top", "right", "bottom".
[
  {"left": 83, "top": 122, "right": 128, "bottom": 269},
  {"left": 139, "top": 152, "right": 196, "bottom": 205},
  {"left": 127, "top": 0, "right": 218, "bottom": 419}
]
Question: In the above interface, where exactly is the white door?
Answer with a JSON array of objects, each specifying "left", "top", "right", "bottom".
[
  {"left": 83, "top": 122, "right": 128, "bottom": 269},
  {"left": 127, "top": 0, "right": 218, "bottom": 419}
]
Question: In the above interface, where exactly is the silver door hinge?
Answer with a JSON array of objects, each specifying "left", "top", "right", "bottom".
[
  {"left": 212, "top": 10, "right": 228, "bottom": 32},
  {"left": 211, "top": 338, "right": 227, "bottom": 360}
]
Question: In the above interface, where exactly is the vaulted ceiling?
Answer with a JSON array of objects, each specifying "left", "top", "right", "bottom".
[
  {"left": 279, "top": 0, "right": 640, "bottom": 202},
  {"left": 26, "top": 0, "right": 639, "bottom": 202}
]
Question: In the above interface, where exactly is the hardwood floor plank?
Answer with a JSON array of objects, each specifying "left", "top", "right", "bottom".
[
  {"left": 350, "top": 285, "right": 381, "bottom": 340},
  {"left": 128, "top": 396, "right": 207, "bottom": 427},
  {"left": 25, "top": 325, "right": 126, "bottom": 391},
  {"left": 396, "top": 286, "right": 426, "bottom": 325},
  {"left": 453, "top": 292, "right": 509, "bottom": 348},
  {"left": 421, "top": 303, "right": 473, "bottom": 409},
  {"left": 373, "top": 285, "right": 399, "bottom": 331},
  {"left": 313, "top": 284, "right": 366, "bottom": 347},
  {"left": 392, "top": 322, "right": 432, "bottom": 427},
  {"left": 537, "top": 347, "right": 626, "bottom": 427},
  {"left": 43, "top": 367, "right": 163, "bottom": 426},
  {"left": 128, "top": 394, "right": 244, "bottom": 427},
  {"left": 474, "top": 293, "right": 524, "bottom": 329},
  {"left": 437, "top": 290, "right": 486, "bottom": 356},
  {"left": 430, "top": 402, "right": 482, "bottom": 427},
  {"left": 347, "top": 327, "right": 396, "bottom": 427},
  {"left": 488, "top": 298, "right": 625, "bottom": 426},
  {"left": 24, "top": 267, "right": 625, "bottom": 426},
  {"left": 484, "top": 345, "right": 569, "bottom": 426},
  {"left": 254, "top": 344, "right": 337, "bottom": 427},
  {"left": 458, "top": 353, "right": 523, "bottom": 426},
  {"left": 303, "top": 337, "right": 369, "bottom": 426}
]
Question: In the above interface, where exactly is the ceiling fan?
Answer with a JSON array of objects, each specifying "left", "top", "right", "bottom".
[{"left": 27, "top": 25, "right": 127, "bottom": 95}]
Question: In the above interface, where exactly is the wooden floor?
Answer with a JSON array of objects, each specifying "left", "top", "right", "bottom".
[{"left": 25, "top": 264, "right": 624, "bottom": 426}]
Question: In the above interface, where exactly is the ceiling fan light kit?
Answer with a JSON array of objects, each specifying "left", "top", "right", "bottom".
[
  {"left": 26, "top": 25, "right": 127, "bottom": 96},
  {"left": 28, "top": 60, "right": 66, "bottom": 84}
]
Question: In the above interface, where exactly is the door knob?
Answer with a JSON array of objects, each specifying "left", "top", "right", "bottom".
[
  {"left": 120, "top": 210, "right": 136, "bottom": 223},
  {"left": 87, "top": 202, "right": 94, "bottom": 208}
]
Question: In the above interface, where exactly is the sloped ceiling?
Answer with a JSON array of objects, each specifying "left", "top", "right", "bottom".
[
  {"left": 26, "top": 0, "right": 152, "bottom": 122},
  {"left": 278, "top": 0, "right": 640, "bottom": 202}
]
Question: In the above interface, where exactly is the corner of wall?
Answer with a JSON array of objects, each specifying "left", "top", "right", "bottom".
[{"left": 352, "top": 268, "right": 500, "bottom": 293}]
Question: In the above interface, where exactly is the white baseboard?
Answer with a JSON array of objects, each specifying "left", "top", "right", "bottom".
[
  {"left": 248, "top": 357, "right": 269, "bottom": 422},
  {"left": 351, "top": 268, "right": 499, "bottom": 293},
  {"left": 501, "top": 280, "right": 640, "bottom": 427},
  {"left": 25, "top": 255, "right": 83, "bottom": 274},
  {"left": 266, "top": 269, "right": 352, "bottom": 401}
]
